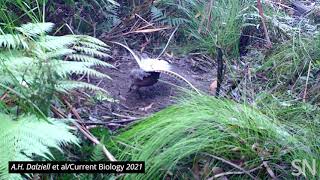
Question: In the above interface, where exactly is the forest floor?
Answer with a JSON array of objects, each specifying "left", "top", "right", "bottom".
[{"left": 77, "top": 49, "right": 218, "bottom": 128}]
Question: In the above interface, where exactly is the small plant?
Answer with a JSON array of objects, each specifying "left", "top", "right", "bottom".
[
  {"left": 0, "top": 22, "right": 112, "bottom": 179},
  {"left": 154, "top": 0, "right": 253, "bottom": 57}
]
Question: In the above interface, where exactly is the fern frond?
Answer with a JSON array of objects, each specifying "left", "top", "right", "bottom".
[
  {"left": 0, "top": 113, "right": 78, "bottom": 180},
  {"left": 38, "top": 35, "right": 77, "bottom": 51},
  {"left": 67, "top": 54, "right": 113, "bottom": 67},
  {"left": 0, "top": 56, "right": 35, "bottom": 80},
  {"left": 150, "top": 6, "right": 189, "bottom": 27},
  {"left": 16, "top": 22, "right": 55, "bottom": 37},
  {"left": 46, "top": 49, "right": 76, "bottom": 59},
  {"left": 54, "top": 61, "right": 110, "bottom": 78},
  {"left": 90, "top": 144, "right": 105, "bottom": 161},
  {"left": 73, "top": 46, "right": 111, "bottom": 58},
  {"left": 151, "top": 6, "right": 167, "bottom": 23},
  {"left": 169, "top": 17, "right": 190, "bottom": 26},
  {"left": 56, "top": 80, "right": 110, "bottom": 94},
  {"left": 79, "top": 41, "right": 110, "bottom": 52},
  {"left": 0, "top": 34, "right": 29, "bottom": 49},
  {"left": 74, "top": 35, "right": 109, "bottom": 47}
]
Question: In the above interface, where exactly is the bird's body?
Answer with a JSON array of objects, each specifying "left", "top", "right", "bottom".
[{"left": 129, "top": 69, "right": 160, "bottom": 91}]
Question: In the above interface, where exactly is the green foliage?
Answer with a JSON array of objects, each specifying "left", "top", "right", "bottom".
[
  {"left": 0, "top": 22, "right": 112, "bottom": 114},
  {"left": 110, "top": 94, "right": 318, "bottom": 179},
  {"left": 44, "top": 0, "right": 120, "bottom": 35},
  {"left": 150, "top": 5, "right": 190, "bottom": 27},
  {"left": 0, "top": 114, "right": 79, "bottom": 180},
  {"left": 55, "top": 128, "right": 113, "bottom": 180},
  {"left": 0, "top": 0, "right": 44, "bottom": 28},
  {"left": 257, "top": 31, "right": 320, "bottom": 104},
  {"left": 255, "top": 93, "right": 320, "bottom": 177},
  {"left": 0, "top": 22, "right": 112, "bottom": 179},
  {"left": 154, "top": 0, "right": 254, "bottom": 57}
]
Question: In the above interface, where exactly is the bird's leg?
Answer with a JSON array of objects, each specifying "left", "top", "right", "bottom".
[
  {"left": 128, "top": 84, "right": 143, "bottom": 98},
  {"left": 128, "top": 84, "right": 134, "bottom": 93},
  {"left": 137, "top": 88, "right": 143, "bottom": 99}
]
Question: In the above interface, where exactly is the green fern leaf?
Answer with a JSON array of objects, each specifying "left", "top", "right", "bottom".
[
  {"left": 56, "top": 80, "right": 110, "bottom": 95},
  {"left": 0, "top": 34, "right": 29, "bottom": 49},
  {"left": 16, "top": 22, "right": 55, "bottom": 37},
  {"left": 47, "top": 49, "right": 76, "bottom": 58},
  {"left": 74, "top": 35, "right": 109, "bottom": 47},
  {"left": 0, "top": 113, "right": 78, "bottom": 180},
  {"left": 38, "top": 35, "right": 77, "bottom": 51},
  {"left": 73, "top": 46, "right": 111, "bottom": 58},
  {"left": 54, "top": 61, "right": 110, "bottom": 78},
  {"left": 67, "top": 54, "right": 113, "bottom": 67},
  {"left": 79, "top": 41, "right": 110, "bottom": 52}
]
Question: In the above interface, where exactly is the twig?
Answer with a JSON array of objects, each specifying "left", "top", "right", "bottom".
[
  {"left": 205, "top": 0, "right": 214, "bottom": 33},
  {"left": 129, "top": 20, "right": 140, "bottom": 32},
  {"left": 85, "top": 124, "right": 126, "bottom": 129},
  {"left": 51, "top": 106, "right": 66, "bottom": 118},
  {"left": 303, "top": 60, "right": 312, "bottom": 102},
  {"left": 135, "top": 13, "right": 153, "bottom": 26},
  {"left": 111, "top": 112, "right": 140, "bottom": 120},
  {"left": 82, "top": 119, "right": 138, "bottom": 125},
  {"left": 156, "top": 25, "right": 179, "bottom": 59},
  {"left": 52, "top": 100, "right": 117, "bottom": 161},
  {"left": 212, "top": 163, "right": 263, "bottom": 179},
  {"left": 266, "top": 1, "right": 294, "bottom": 10},
  {"left": 204, "top": 153, "right": 256, "bottom": 179},
  {"left": 110, "top": 119, "right": 140, "bottom": 124},
  {"left": 263, "top": 161, "right": 278, "bottom": 180},
  {"left": 96, "top": 79, "right": 103, "bottom": 87},
  {"left": 257, "top": 0, "right": 272, "bottom": 48},
  {"left": 0, "top": 90, "right": 9, "bottom": 100}
]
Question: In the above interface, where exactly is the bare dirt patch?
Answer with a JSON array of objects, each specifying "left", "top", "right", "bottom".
[{"left": 77, "top": 48, "right": 217, "bottom": 128}]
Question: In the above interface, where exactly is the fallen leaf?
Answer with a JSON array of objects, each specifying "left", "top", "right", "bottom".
[
  {"left": 212, "top": 167, "right": 224, "bottom": 175},
  {"left": 231, "top": 147, "right": 241, "bottom": 152},
  {"left": 165, "top": 51, "right": 173, "bottom": 58},
  {"left": 209, "top": 79, "right": 218, "bottom": 93},
  {"left": 195, "top": 12, "right": 201, "bottom": 18},
  {"left": 133, "top": 27, "right": 170, "bottom": 33},
  {"left": 139, "top": 103, "right": 154, "bottom": 112}
]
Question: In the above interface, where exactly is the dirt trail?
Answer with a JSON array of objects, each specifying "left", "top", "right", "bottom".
[{"left": 80, "top": 49, "right": 217, "bottom": 127}]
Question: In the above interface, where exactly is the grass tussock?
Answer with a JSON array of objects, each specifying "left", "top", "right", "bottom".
[{"left": 110, "top": 94, "right": 319, "bottom": 179}]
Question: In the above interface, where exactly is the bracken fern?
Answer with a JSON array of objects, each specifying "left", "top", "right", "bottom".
[
  {"left": 0, "top": 22, "right": 112, "bottom": 179},
  {"left": 0, "top": 114, "right": 79, "bottom": 179}
]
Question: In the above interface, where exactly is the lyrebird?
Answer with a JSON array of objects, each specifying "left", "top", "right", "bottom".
[{"left": 111, "top": 41, "right": 200, "bottom": 94}]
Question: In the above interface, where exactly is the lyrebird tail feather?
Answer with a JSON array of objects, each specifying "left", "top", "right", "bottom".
[
  {"left": 156, "top": 25, "right": 179, "bottom": 59},
  {"left": 111, "top": 41, "right": 200, "bottom": 94},
  {"left": 111, "top": 41, "right": 171, "bottom": 71},
  {"left": 111, "top": 41, "right": 143, "bottom": 68},
  {"left": 140, "top": 58, "right": 172, "bottom": 72},
  {"left": 155, "top": 70, "right": 200, "bottom": 94}
]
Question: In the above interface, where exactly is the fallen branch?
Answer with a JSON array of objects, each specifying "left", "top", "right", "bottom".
[
  {"left": 263, "top": 161, "right": 278, "bottom": 179},
  {"left": 51, "top": 100, "right": 117, "bottom": 161},
  {"left": 0, "top": 90, "right": 9, "bottom": 100},
  {"left": 257, "top": 0, "right": 272, "bottom": 48},
  {"left": 303, "top": 61, "right": 312, "bottom": 102},
  {"left": 204, "top": 153, "right": 256, "bottom": 179},
  {"left": 211, "top": 163, "right": 263, "bottom": 179},
  {"left": 111, "top": 112, "right": 140, "bottom": 120}
]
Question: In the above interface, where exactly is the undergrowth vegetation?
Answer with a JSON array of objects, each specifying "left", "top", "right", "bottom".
[
  {"left": 108, "top": 94, "right": 319, "bottom": 179},
  {"left": 147, "top": 0, "right": 256, "bottom": 56},
  {"left": 0, "top": 21, "right": 112, "bottom": 180},
  {"left": 1, "top": 0, "right": 320, "bottom": 179}
]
